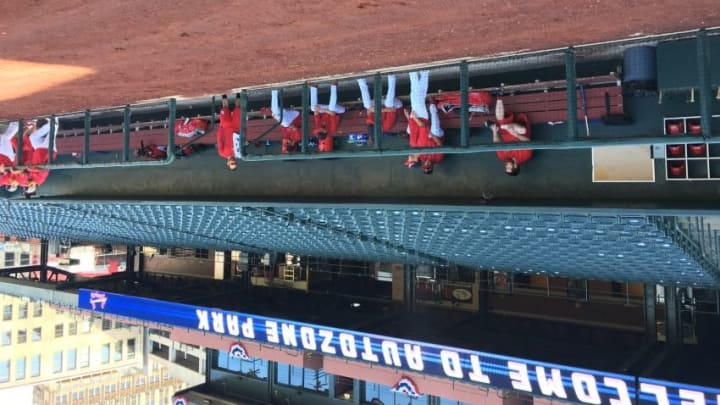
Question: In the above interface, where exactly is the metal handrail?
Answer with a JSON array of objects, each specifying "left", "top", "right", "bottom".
[
  {"left": 239, "top": 134, "right": 720, "bottom": 162},
  {"left": 1, "top": 27, "right": 718, "bottom": 168},
  {"left": 652, "top": 216, "right": 720, "bottom": 284},
  {"left": 2, "top": 99, "right": 178, "bottom": 169}
]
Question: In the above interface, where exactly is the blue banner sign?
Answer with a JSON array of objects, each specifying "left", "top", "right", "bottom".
[
  {"left": 638, "top": 378, "right": 720, "bottom": 405},
  {"left": 78, "top": 290, "right": 719, "bottom": 405}
]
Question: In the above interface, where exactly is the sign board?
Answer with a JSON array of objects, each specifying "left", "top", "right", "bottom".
[{"left": 77, "top": 290, "right": 719, "bottom": 405}]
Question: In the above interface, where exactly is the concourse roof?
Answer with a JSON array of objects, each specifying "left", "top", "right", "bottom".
[{"left": 1, "top": 199, "right": 717, "bottom": 287}]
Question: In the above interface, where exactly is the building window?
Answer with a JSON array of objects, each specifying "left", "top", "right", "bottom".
[
  {"left": 55, "top": 324, "right": 64, "bottom": 338},
  {"left": 31, "top": 327, "right": 41, "bottom": 342},
  {"left": 114, "top": 340, "right": 123, "bottom": 361},
  {"left": 215, "top": 350, "right": 268, "bottom": 380},
  {"left": 439, "top": 399, "right": 477, "bottom": 405},
  {"left": 0, "top": 360, "right": 9, "bottom": 383},
  {"left": 4, "top": 252, "right": 15, "bottom": 267},
  {"left": 33, "top": 302, "right": 42, "bottom": 317},
  {"left": 81, "top": 319, "right": 92, "bottom": 333},
  {"left": 1, "top": 331, "right": 10, "bottom": 346},
  {"left": 17, "top": 329, "right": 26, "bottom": 344},
  {"left": 276, "top": 363, "right": 328, "bottom": 392},
  {"left": 19, "top": 253, "right": 29, "bottom": 265},
  {"left": 68, "top": 322, "right": 77, "bottom": 336},
  {"left": 334, "top": 376, "right": 354, "bottom": 401},
  {"left": 15, "top": 357, "right": 25, "bottom": 381},
  {"left": 101, "top": 343, "right": 110, "bottom": 364},
  {"left": 364, "top": 382, "right": 426, "bottom": 405},
  {"left": 127, "top": 339, "right": 136, "bottom": 360},
  {"left": 30, "top": 354, "right": 41, "bottom": 377},
  {"left": 3, "top": 305, "right": 12, "bottom": 321},
  {"left": 195, "top": 249, "right": 209, "bottom": 259},
  {"left": 67, "top": 349, "right": 76, "bottom": 370},
  {"left": 18, "top": 302, "right": 28, "bottom": 319},
  {"left": 102, "top": 319, "right": 112, "bottom": 330},
  {"left": 78, "top": 346, "right": 90, "bottom": 368},
  {"left": 53, "top": 351, "right": 63, "bottom": 373}
]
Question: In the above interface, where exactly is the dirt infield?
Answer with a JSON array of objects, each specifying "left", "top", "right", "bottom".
[{"left": 0, "top": 0, "right": 718, "bottom": 119}]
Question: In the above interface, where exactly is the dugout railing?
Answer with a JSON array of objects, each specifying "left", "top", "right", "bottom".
[{"left": 1, "top": 27, "right": 718, "bottom": 169}]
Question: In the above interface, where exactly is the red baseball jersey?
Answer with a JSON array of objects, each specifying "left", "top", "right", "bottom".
[
  {"left": 407, "top": 117, "right": 431, "bottom": 148},
  {"left": 28, "top": 148, "right": 58, "bottom": 166},
  {"left": 27, "top": 167, "right": 50, "bottom": 185},
  {"left": 11, "top": 170, "right": 30, "bottom": 187},
  {"left": 11, "top": 136, "right": 35, "bottom": 166},
  {"left": 217, "top": 107, "right": 241, "bottom": 159},
  {"left": 495, "top": 113, "right": 533, "bottom": 164},
  {"left": 366, "top": 109, "right": 400, "bottom": 133},
  {"left": 0, "top": 171, "right": 13, "bottom": 186},
  {"left": 0, "top": 154, "right": 13, "bottom": 167},
  {"left": 219, "top": 107, "right": 240, "bottom": 132},
  {"left": 313, "top": 112, "right": 341, "bottom": 136}
]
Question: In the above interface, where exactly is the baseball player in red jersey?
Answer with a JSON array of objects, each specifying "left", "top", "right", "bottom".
[
  {"left": 217, "top": 94, "right": 241, "bottom": 170},
  {"left": 418, "top": 104, "right": 445, "bottom": 174},
  {"left": 135, "top": 141, "right": 168, "bottom": 160},
  {"left": 405, "top": 103, "right": 445, "bottom": 172},
  {"left": 310, "top": 83, "right": 345, "bottom": 152},
  {"left": 12, "top": 121, "right": 35, "bottom": 166},
  {"left": 405, "top": 110, "right": 430, "bottom": 148},
  {"left": 270, "top": 90, "right": 303, "bottom": 154},
  {"left": 12, "top": 121, "right": 42, "bottom": 166},
  {"left": 404, "top": 71, "right": 445, "bottom": 173},
  {"left": 21, "top": 119, "right": 58, "bottom": 166},
  {"left": 357, "top": 74, "right": 403, "bottom": 134},
  {"left": 489, "top": 98, "right": 532, "bottom": 176},
  {"left": 0, "top": 121, "right": 19, "bottom": 167}
]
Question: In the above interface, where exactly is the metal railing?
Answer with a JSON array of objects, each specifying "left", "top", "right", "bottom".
[
  {"left": 673, "top": 216, "right": 720, "bottom": 272},
  {"left": 1, "top": 27, "right": 718, "bottom": 168},
  {"left": 1, "top": 99, "right": 179, "bottom": 169},
  {"left": 652, "top": 216, "right": 720, "bottom": 287}
]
